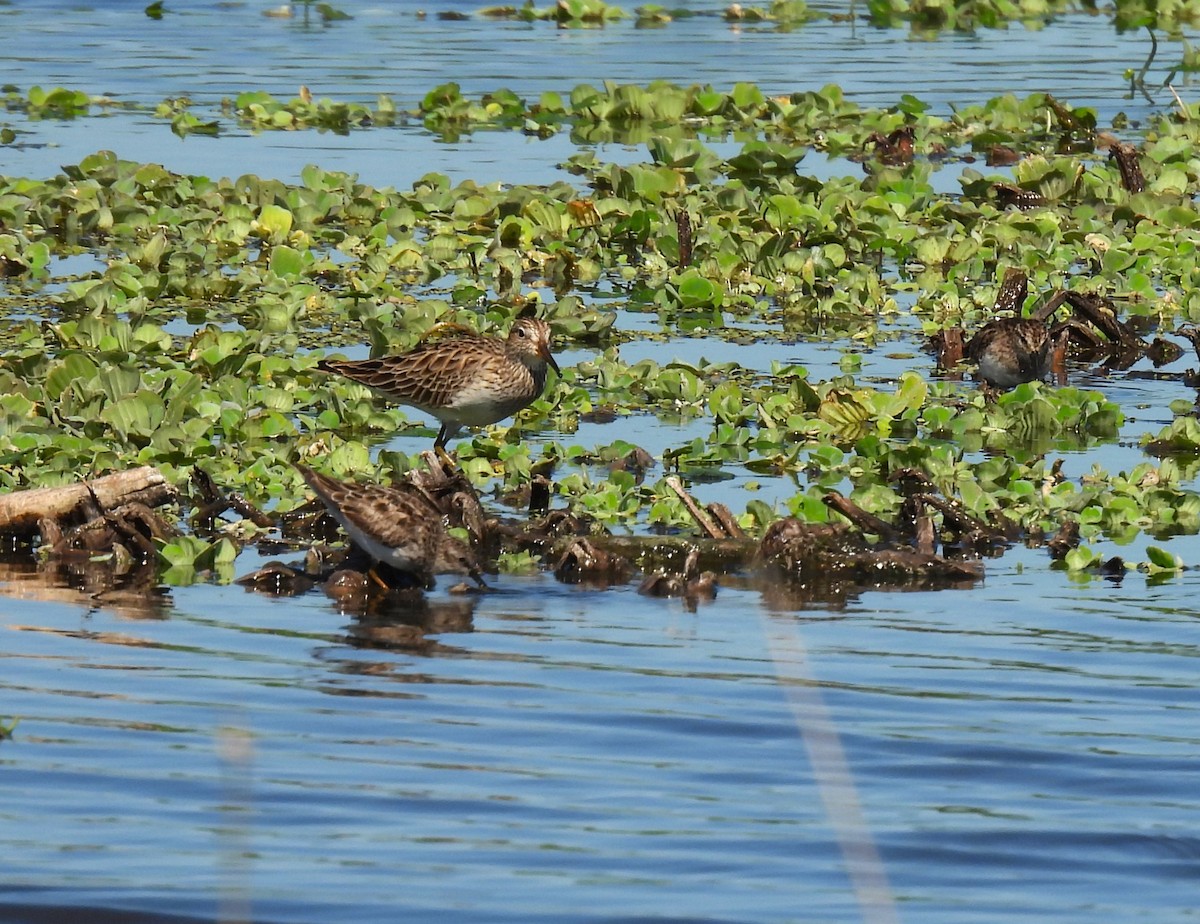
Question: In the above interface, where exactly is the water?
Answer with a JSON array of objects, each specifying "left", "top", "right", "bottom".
[
  {"left": 4, "top": 2, "right": 1200, "bottom": 922},
  {"left": 5, "top": 552, "right": 1200, "bottom": 922},
  {"left": 0, "top": 1, "right": 1188, "bottom": 188}
]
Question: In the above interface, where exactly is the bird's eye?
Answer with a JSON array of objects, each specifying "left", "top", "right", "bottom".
[{"left": 516, "top": 327, "right": 527, "bottom": 338}]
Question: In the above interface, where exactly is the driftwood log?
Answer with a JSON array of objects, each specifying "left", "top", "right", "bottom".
[{"left": 0, "top": 467, "right": 175, "bottom": 536}]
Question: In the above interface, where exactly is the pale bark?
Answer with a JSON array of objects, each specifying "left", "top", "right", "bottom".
[{"left": 0, "top": 467, "right": 174, "bottom": 535}]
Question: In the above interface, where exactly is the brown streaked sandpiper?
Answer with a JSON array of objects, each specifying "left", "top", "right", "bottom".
[
  {"left": 296, "top": 464, "right": 485, "bottom": 590},
  {"left": 965, "top": 317, "right": 1055, "bottom": 389},
  {"left": 317, "top": 316, "right": 560, "bottom": 455}
]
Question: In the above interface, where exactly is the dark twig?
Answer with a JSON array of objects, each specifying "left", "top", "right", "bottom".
[
  {"left": 675, "top": 208, "right": 693, "bottom": 269},
  {"left": 822, "top": 492, "right": 907, "bottom": 543},
  {"left": 994, "top": 268, "right": 1029, "bottom": 315},
  {"left": 666, "top": 476, "right": 725, "bottom": 539}
]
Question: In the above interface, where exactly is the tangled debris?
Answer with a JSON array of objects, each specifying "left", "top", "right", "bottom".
[
  {"left": 0, "top": 467, "right": 176, "bottom": 616},
  {"left": 0, "top": 467, "right": 175, "bottom": 568},
  {"left": 0, "top": 448, "right": 1045, "bottom": 618},
  {"left": 226, "top": 447, "right": 999, "bottom": 614}
]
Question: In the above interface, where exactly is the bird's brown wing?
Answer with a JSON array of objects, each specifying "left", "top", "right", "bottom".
[
  {"left": 318, "top": 338, "right": 503, "bottom": 408},
  {"left": 297, "top": 465, "right": 434, "bottom": 550}
]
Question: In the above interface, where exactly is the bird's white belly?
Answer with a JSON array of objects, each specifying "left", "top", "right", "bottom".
[
  {"left": 443, "top": 388, "right": 529, "bottom": 426},
  {"left": 339, "top": 517, "right": 425, "bottom": 572}
]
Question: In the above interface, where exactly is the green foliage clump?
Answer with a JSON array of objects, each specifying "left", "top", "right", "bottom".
[{"left": 1, "top": 76, "right": 1198, "bottom": 572}]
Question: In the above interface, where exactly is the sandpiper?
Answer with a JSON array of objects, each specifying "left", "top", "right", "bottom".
[
  {"left": 296, "top": 464, "right": 484, "bottom": 590},
  {"left": 965, "top": 317, "right": 1054, "bottom": 389},
  {"left": 317, "top": 316, "right": 560, "bottom": 454}
]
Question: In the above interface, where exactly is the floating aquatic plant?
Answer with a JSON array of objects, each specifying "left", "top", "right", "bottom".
[{"left": 1, "top": 76, "right": 1199, "bottom": 583}]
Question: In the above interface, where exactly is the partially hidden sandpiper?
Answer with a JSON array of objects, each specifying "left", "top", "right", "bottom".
[
  {"left": 296, "top": 463, "right": 484, "bottom": 591},
  {"left": 961, "top": 268, "right": 1069, "bottom": 391},
  {"left": 317, "top": 315, "right": 560, "bottom": 457},
  {"left": 965, "top": 317, "right": 1055, "bottom": 389}
]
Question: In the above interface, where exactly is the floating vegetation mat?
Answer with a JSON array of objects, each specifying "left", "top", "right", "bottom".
[{"left": 2, "top": 81, "right": 1200, "bottom": 593}]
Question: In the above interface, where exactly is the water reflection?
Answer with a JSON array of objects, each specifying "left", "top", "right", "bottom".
[
  {"left": 340, "top": 592, "right": 478, "bottom": 653},
  {"left": 749, "top": 566, "right": 981, "bottom": 611},
  {"left": 0, "top": 554, "right": 169, "bottom": 620}
]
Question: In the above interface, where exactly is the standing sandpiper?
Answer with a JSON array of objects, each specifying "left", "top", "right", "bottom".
[
  {"left": 296, "top": 464, "right": 484, "bottom": 590},
  {"left": 317, "top": 316, "right": 560, "bottom": 455}
]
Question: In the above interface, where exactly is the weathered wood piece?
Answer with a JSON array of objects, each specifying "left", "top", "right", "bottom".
[
  {"left": 191, "top": 467, "right": 274, "bottom": 529},
  {"left": 1108, "top": 141, "right": 1146, "bottom": 193},
  {"left": 666, "top": 475, "right": 723, "bottom": 539},
  {"left": 823, "top": 492, "right": 906, "bottom": 543},
  {"left": 993, "top": 182, "right": 1046, "bottom": 210},
  {"left": 994, "top": 267, "right": 1029, "bottom": 315},
  {"left": 0, "top": 467, "right": 174, "bottom": 536},
  {"left": 1062, "top": 291, "right": 1142, "bottom": 350},
  {"left": 705, "top": 502, "right": 747, "bottom": 540}
]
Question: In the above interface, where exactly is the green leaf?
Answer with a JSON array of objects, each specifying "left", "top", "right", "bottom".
[
  {"left": 101, "top": 393, "right": 166, "bottom": 439},
  {"left": 1145, "top": 545, "right": 1184, "bottom": 572},
  {"left": 157, "top": 535, "right": 209, "bottom": 567},
  {"left": 269, "top": 244, "right": 305, "bottom": 277},
  {"left": 1064, "top": 545, "right": 1101, "bottom": 571},
  {"left": 256, "top": 204, "right": 293, "bottom": 241},
  {"left": 674, "top": 269, "right": 724, "bottom": 309}
]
